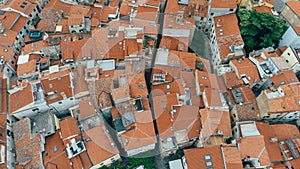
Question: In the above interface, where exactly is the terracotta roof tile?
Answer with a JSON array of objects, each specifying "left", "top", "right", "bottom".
[
  {"left": 60, "top": 117, "right": 79, "bottom": 140},
  {"left": 73, "top": 66, "right": 89, "bottom": 98},
  {"left": 10, "top": 14, "right": 28, "bottom": 33},
  {"left": 159, "top": 36, "right": 189, "bottom": 52},
  {"left": 290, "top": 158, "right": 300, "bottom": 169},
  {"left": 128, "top": 73, "right": 148, "bottom": 98},
  {"left": 9, "top": 83, "right": 34, "bottom": 113},
  {"left": 254, "top": 6, "right": 273, "bottom": 14},
  {"left": 222, "top": 71, "right": 243, "bottom": 89},
  {"left": 43, "top": 130, "right": 75, "bottom": 169},
  {"left": 200, "top": 108, "right": 232, "bottom": 138},
  {"left": 83, "top": 125, "right": 119, "bottom": 165},
  {"left": 230, "top": 58, "right": 260, "bottom": 86},
  {"left": 41, "top": 69, "right": 73, "bottom": 104},
  {"left": 130, "top": 19, "right": 159, "bottom": 35},
  {"left": 270, "top": 70, "right": 298, "bottom": 87},
  {"left": 271, "top": 124, "right": 300, "bottom": 141},
  {"left": 5, "top": 0, "right": 37, "bottom": 16},
  {"left": 136, "top": 6, "right": 159, "bottom": 21},
  {"left": 78, "top": 98, "right": 97, "bottom": 119},
  {"left": 184, "top": 146, "right": 225, "bottom": 169},
  {"left": 17, "top": 59, "right": 37, "bottom": 76},
  {"left": 0, "top": 11, "right": 20, "bottom": 29},
  {"left": 203, "top": 88, "right": 224, "bottom": 108},
  {"left": 286, "top": 1, "right": 300, "bottom": 18},
  {"left": 120, "top": 0, "right": 132, "bottom": 16},
  {"left": 151, "top": 79, "right": 185, "bottom": 97},
  {"left": 196, "top": 70, "right": 220, "bottom": 93},
  {"left": 61, "top": 39, "right": 88, "bottom": 62},
  {"left": 100, "top": 6, "right": 118, "bottom": 21},
  {"left": 237, "top": 135, "right": 271, "bottom": 166},
  {"left": 120, "top": 99, "right": 157, "bottom": 151},
  {"left": 0, "top": 30, "right": 18, "bottom": 47},
  {"left": 179, "top": 52, "right": 196, "bottom": 70},
  {"left": 222, "top": 145, "right": 244, "bottom": 169},
  {"left": 68, "top": 14, "right": 84, "bottom": 26},
  {"left": 211, "top": 0, "right": 237, "bottom": 8},
  {"left": 255, "top": 122, "right": 282, "bottom": 161},
  {"left": 13, "top": 118, "right": 43, "bottom": 168},
  {"left": 45, "top": 0, "right": 72, "bottom": 14},
  {"left": 152, "top": 93, "right": 179, "bottom": 138},
  {"left": 214, "top": 14, "right": 244, "bottom": 59},
  {"left": 165, "top": 0, "right": 208, "bottom": 18},
  {"left": 69, "top": 5, "right": 91, "bottom": 17}
]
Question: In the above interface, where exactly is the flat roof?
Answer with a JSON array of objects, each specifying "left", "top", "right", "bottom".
[{"left": 169, "top": 159, "right": 184, "bottom": 169}]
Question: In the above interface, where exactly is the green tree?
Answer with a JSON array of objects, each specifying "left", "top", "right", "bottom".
[
  {"left": 237, "top": 9, "right": 288, "bottom": 53},
  {"left": 128, "top": 157, "right": 154, "bottom": 169}
]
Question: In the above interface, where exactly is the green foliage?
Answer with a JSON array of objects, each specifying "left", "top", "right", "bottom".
[
  {"left": 237, "top": 9, "right": 288, "bottom": 53},
  {"left": 128, "top": 157, "right": 155, "bottom": 169}
]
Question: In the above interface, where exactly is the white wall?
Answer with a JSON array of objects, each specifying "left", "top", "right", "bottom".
[{"left": 279, "top": 26, "right": 300, "bottom": 49}]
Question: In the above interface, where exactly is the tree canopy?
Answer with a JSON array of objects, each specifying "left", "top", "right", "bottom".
[{"left": 237, "top": 9, "right": 288, "bottom": 53}]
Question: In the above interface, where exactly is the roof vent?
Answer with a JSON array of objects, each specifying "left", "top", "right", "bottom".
[
  {"left": 270, "top": 137, "right": 278, "bottom": 143},
  {"left": 217, "top": 130, "right": 223, "bottom": 135}
]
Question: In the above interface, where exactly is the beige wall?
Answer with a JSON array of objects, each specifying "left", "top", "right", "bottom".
[
  {"left": 281, "top": 5, "right": 300, "bottom": 26},
  {"left": 256, "top": 91, "right": 269, "bottom": 118}
]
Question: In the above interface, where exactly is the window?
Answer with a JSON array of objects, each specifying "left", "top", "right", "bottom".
[
  {"left": 58, "top": 101, "right": 62, "bottom": 104},
  {"left": 229, "top": 8, "right": 234, "bottom": 11},
  {"left": 287, "top": 52, "right": 290, "bottom": 56},
  {"left": 70, "top": 98, "right": 74, "bottom": 100},
  {"left": 210, "top": 13, "right": 214, "bottom": 16},
  {"left": 53, "top": 146, "right": 58, "bottom": 152},
  {"left": 206, "top": 161, "right": 213, "bottom": 166},
  {"left": 204, "top": 155, "right": 211, "bottom": 160},
  {"left": 11, "top": 61, "right": 14, "bottom": 65},
  {"left": 49, "top": 84, "right": 53, "bottom": 88}
]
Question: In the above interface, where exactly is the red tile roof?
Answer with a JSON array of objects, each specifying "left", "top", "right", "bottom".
[
  {"left": 286, "top": 1, "right": 300, "bottom": 18},
  {"left": 43, "top": 130, "right": 75, "bottom": 169},
  {"left": 120, "top": 99, "right": 157, "bottom": 151},
  {"left": 237, "top": 135, "right": 271, "bottom": 166},
  {"left": 184, "top": 146, "right": 225, "bottom": 169},
  {"left": 135, "top": 6, "right": 159, "bottom": 21},
  {"left": 17, "top": 59, "right": 37, "bottom": 76},
  {"left": 41, "top": 69, "right": 73, "bottom": 104},
  {"left": 78, "top": 98, "right": 97, "bottom": 119},
  {"left": 83, "top": 125, "right": 119, "bottom": 165},
  {"left": 211, "top": 0, "right": 237, "bottom": 8},
  {"left": 13, "top": 118, "right": 43, "bottom": 168},
  {"left": 60, "top": 117, "right": 78, "bottom": 140},
  {"left": 200, "top": 108, "right": 232, "bottom": 138},
  {"left": 255, "top": 122, "right": 283, "bottom": 161},
  {"left": 152, "top": 93, "right": 178, "bottom": 138},
  {"left": 10, "top": 83, "right": 34, "bottom": 113},
  {"left": 271, "top": 124, "right": 300, "bottom": 141},
  {"left": 230, "top": 58, "right": 260, "bottom": 86},
  {"left": 270, "top": 70, "right": 298, "bottom": 87}
]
